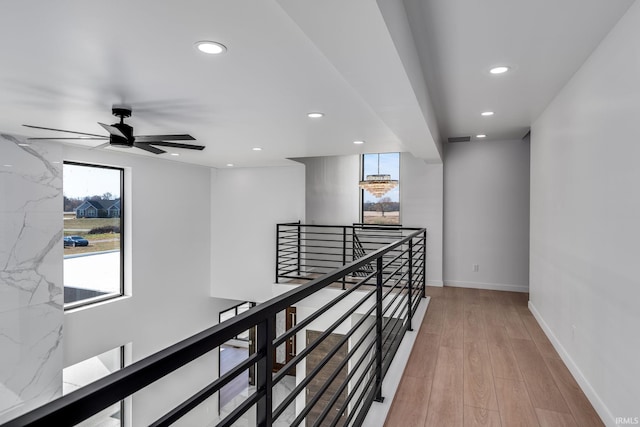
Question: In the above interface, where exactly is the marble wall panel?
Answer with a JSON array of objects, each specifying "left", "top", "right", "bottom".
[{"left": 0, "top": 133, "right": 63, "bottom": 421}]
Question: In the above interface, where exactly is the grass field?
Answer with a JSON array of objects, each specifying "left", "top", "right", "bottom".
[
  {"left": 63, "top": 217, "right": 120, "bottom": 255},
  {"left": 363, "top": 211, "right": 400, "bottom": 225},
  {"left": 63, "top": 217, "right": 120, "bottom": 230},
  {"left": 64, "top": 240, "right": 120, "bottom": 255}
]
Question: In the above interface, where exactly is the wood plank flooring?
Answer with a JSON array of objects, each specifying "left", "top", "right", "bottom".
[{"left": 384, "top": 286, "right": 604, "bottom": 427}]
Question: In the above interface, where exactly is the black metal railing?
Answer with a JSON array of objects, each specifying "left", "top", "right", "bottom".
[
  {"left": 3, "top": 224, "right": 426, "bottom": 427},
  {"left": 276, "top": 223, "right": 425, "bottom": 287}
]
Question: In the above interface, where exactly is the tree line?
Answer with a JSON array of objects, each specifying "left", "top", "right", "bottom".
[{"left": 363, "top": 197, "right": 399, "bottom": 216}]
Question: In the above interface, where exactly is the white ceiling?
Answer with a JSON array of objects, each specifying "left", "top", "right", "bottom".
[
  {"left": 403, "top": 0, "right": 636, "bottom": 143},
  {"left": 0, "top": 0, "right": 634, "bottom": 167}
]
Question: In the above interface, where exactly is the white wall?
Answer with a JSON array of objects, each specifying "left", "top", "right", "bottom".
[
  {"left": 294, "top": 155, "right": 360, "bottom": 225},
  {"left": 400, "top": 153, "right": 443, "bottom": 285},
  {"left": 530, "top": 2, "right": 640, "bottom": 424},
  {"left": 210, "top": 165, "right": 305, "bottom": 302},
  {"left": 295, "top": 153, "right": 443, "bottom": 284},
  {"left": 444, "top": 139, "right": 530, "bottom": 292},
  {"left": 61, "top": 146, "right": 239, "bottom": 426}
]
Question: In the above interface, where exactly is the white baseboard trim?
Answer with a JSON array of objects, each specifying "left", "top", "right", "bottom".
[
  {"left": 362, "top": 297, "right": 430, "bottom": 427},
  {"left": 528, "top": 302, "right": 615, "bottom": 427},
  {"left": 445, "top": 280, "right": 529, "bottom": 293},
  {"left": 426, "top": 280, "right": 443, "bottom": 287}
]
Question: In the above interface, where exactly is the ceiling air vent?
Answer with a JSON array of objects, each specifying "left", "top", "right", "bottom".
[{"left": 447, "top": 136, "right": 471, "bottom": 143}]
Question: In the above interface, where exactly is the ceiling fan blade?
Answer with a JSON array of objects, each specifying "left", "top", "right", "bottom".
[
  {"left": 23, "top": 124, "right": 106, "bottom": 138},
  {"left": 142, "top": 141, "right": 205, "bottom": 150},
  {"left": 92, "top": 142, "right": 111, "bottom": 150},
  {"left": 133, "top": 142, "right": 165, "bottom": 154},
  {"left": 98, "top": 122, "right": 127, "bottom": 139},
  {"left": 27, "top": 137, "right": 108, "bottom": 140},
  {"left": 134, "top": 134, "right": 195, "bottom": 142}
]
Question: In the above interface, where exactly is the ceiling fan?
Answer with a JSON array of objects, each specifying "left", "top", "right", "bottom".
[{"left": 23, "top": 106, "right": 205, "bottom": 154}]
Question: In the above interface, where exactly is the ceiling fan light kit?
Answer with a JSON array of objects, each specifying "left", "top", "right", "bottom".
[{"left": 23, "top": 106, "right": 205, "bottom": 155}]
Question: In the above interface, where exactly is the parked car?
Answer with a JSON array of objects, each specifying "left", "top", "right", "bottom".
[{"left": 64, "top": 236, "right": 89, "bottom": 247}]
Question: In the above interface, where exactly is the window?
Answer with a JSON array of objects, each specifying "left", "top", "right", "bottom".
[
  {"left": 361, "top": 152, "right": 400, "bottom": 225},
  {"left": 63, "top": 162, "right": 124, "bottom": 308},
  {"left": 63, "top": 346, "right": 126, "bottom": 426},
  {"left": 219, "top": 302, "right": 255, "bottom": 341}
]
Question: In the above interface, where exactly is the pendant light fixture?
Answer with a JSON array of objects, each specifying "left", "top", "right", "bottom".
[{"left": 359, "top": 153, "right": 398, "bottom": 198}]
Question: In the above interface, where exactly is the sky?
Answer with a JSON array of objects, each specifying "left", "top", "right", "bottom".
[
  {"left": 63, "top": 163, "right": 121, "bottom": 199},
  {"left": 362, "top": 152, "right": 400, "bottom": 203}
]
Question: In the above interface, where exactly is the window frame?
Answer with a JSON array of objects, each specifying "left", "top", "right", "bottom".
[
  {"left": 359, "top": 152, "right": 401, "bottom": 225},
  {"left": 63, "top": 161, "right": 125, "bottom": 310},
  {"left": 219, "top": 301, "right": 256, "bottom": 341},
  {"left": 62, "top": 345, "right": 126, "bottom": 426}
]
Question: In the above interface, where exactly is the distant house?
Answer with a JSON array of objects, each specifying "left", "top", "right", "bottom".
[{"left": 75, "top": 200, "right": 121, "bottom": 218}]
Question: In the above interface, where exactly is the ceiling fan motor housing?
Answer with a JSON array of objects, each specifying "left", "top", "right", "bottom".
[{"left": 110, "top": 123, "right": 135, "bottom": 147}]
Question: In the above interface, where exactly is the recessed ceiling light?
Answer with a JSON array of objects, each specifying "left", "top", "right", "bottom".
[
  {"left": 226, "top": 163, "right": 234, "bottom": 167},
  {"left": 481, "top": 111, "right": 494, "bottom": 116},
  {"left": 489, "top": 66, "right": 510, "bottom": 74},
  {"left": 252, "top": 147, "right": 262, "bottom": 151},
  {"left": 353, "top": 140, "right": 365, "bottom": 145},
  {"left": 195, "top": 41, "right": 227, "bottom": 55},
  {"left": 307, "top": 112, "right": 324, "bottom": 118},
  {"left": 3, "top": 164, "right": 13, "bottom": 167},
  {"left": 476, "top": 134, "right": 487, "bottom": 138},
  {"left": 170, "top": 153, "right": 180, "bottom": 156}
]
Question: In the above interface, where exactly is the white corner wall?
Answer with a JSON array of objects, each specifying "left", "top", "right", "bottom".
[
  {"left": 294, "top": 155, "right": 360, "bottom": 225},
  {"left": 296, "top": 153, "right": 443, "bottom": 284},
  {"left": 210, "top": 164, "right": 305, "bottom": 302},
  {"left": 530, "top": 2, "right": 640, "bottom": 424},
  {"left": 61, "top": 146, "right": 239, "bottom": 426},
  {"left": 444, "top": 139, "right": 530, "bottom": 292},
  {"left": 400, "top": 153, "right": 443, "bottom": 286}
]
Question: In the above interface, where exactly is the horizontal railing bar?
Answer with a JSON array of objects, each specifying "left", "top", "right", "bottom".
[
  {"left": 216, "top": 389, "right": 263, "bottom": 427},
  {"left": 277, "top": 235, "right": 299, "bottom": 240},
  {"left": 354, "top": 234, "right": 407, "bottom": 240},
  {"left": 278, "top": 222, "right": 422, "bottom": 231},
  {"left": 273, "top": 270, "right": 377, "bottom": 347},
  {"left": 272, "top": 288, "right": 377, "bottom": 384},
  {"left": 381, "top": 319, "right": 409, "bottom": 381},
  {"left": 380, "top": 282, "right": 410, "bottom": 319},
  {"left": 380, "top": 259, "right": 409, "bottom": 287},
  {"left": 276, "top": 260, "right": 298, "bottom": 267},
  {"left": 284, "top": 257, "right": 344, "bottom": 265},
  {"left": 273, "top": 319, "right": 377, "bottom": 420},
  {"left": 291, "top": 354, "right": 376, "bottom": 427},
  {"left": 277, "top": 248, "right": 298, "bottom": 255},
  {"left": 382, "top": 282, "right": 407, "bottom": 315},
  {"left": 276, "top": 274, "right": 315, "bottom": 281},
  {"left": 293, "top": 232, "right": 349, "bottom": 238},
  {"left": 312, "top": 335, "right": 377, "bottom": 427},
  {"left": 335, "top": 358, "right": 378, "bottom": 427},
  {"left": 288, "top": 251, "right": 347, "bottom": 259},
  {"left": 151, "top": 350, "right": 263, "bottom": 426},
  {"left": 300, "top": 341, "right": 375, "bottom": 426},
  {"left": 381, "top": 304, "right": 409, "bottom": 352},
  {"left": 9, "top": 225, "right": 425, "bottom": 427},
  {"left": 281, "top": 234, "right": 410, "bottom": 245},
  {"left": 278, "top": 241, "right": 345, "bottom": 248}
]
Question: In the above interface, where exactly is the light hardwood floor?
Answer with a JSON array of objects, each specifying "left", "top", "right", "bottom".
[{"left": 384, "top": 286, "right": 604, "bottom": 427}]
